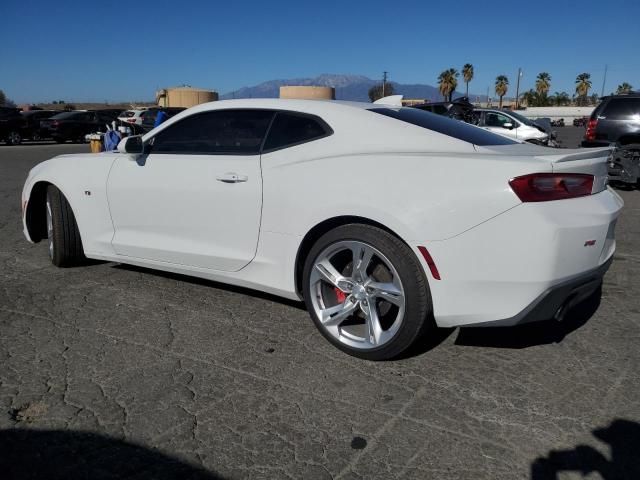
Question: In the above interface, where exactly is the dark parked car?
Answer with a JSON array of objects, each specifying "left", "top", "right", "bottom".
[
  {"left": 411, "top": 97, "right": 475, "bottom": 123},
  {"left": 20, "top": 110, "right": 59, "bottom": 141},
  {"left": 582, "top": 93, "right": 640, "bottom": 185},
  {"left": 0, "top": 107, "right": 24, "bottom": 145},
  {"left": 41, "top": 110, "right": 122, "bottom": 143}
]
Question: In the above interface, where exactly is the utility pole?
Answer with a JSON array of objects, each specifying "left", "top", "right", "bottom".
[
  {"left": 382, "top": 71, "right": 388, "bottom": 97},
  {"left": 601, "top": 64, "right": 608, "bottom": 97},
  {"left": 515, "top": 68, "right": 522, "bottom": 109},
  {"left": 486, "top": 86, "right": 490, "bottom": 107}
]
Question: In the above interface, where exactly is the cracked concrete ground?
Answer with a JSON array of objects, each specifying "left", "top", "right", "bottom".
[{"left": 0, "top": 135, "right": 638, "bottom": 479}]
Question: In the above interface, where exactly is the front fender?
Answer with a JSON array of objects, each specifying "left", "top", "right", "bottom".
[{"left": 22, "top": 153, "right": 119, "bottom": 255}]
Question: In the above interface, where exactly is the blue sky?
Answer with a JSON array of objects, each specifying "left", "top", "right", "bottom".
[{"left": 1, "top": 0, "right": 639, "bottom": 103}]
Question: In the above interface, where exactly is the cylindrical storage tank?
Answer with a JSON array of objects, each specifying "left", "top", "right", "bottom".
[
  {"left": 279, "top": 86, "right": 335, "bottom": 100},
  {"left": 158, "top": 87, "right": 218, "bottom": 108}
]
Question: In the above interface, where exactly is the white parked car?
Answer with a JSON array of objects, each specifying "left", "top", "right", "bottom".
[
  {"left": 475, "top": 108, "right": 550, "bottom": 144},
  {"left": 21, "top": 98, "right": 623, "bottom": 360},
  {"left": 117, "top": 109, "right": 148, "bottom": 126}
]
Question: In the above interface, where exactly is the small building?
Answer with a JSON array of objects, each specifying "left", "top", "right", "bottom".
[
  {"left": 401, "top": 99, "right": 427, "bottom": 107},
  {"left": 156, "top": 86, "right": 218, "bottom": 108},
  {"left": 279, "top": 86, "right": 335, "bottom": 100}
]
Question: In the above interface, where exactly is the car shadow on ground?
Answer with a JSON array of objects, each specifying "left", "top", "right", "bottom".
[
  {"left": 0, "top": 428, "right": 224, "bottom": 480},
  {"left": 530, "top": 419, "right": 640, "bottom": 479},
  {"left": 453, "top": 285, "right": 601, "bottom": 349}
]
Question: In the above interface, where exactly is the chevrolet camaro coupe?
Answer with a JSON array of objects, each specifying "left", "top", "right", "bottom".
[{"left": 21, "top": 97, "right": 624, "bottom": 360}]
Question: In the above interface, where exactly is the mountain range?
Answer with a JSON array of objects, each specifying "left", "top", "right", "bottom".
[{"left": 220, "top": 74, "right": 478, "bottom": 102}]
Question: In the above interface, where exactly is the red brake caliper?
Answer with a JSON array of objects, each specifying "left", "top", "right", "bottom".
[{"left": 334, "top": 288, "right": 347, "bottom": 303}]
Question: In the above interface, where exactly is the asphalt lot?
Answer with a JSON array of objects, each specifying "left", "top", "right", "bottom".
[{"left": 1, "top": 130, "right": 638, "bottom": 479}]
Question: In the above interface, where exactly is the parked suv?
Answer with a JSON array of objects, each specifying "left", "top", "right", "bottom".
[
  {"left": 0, "top": 107, "right": 24, "bottom": 145},
  {"left": 582, "top": 93, "right": 640, "bottom": 185},
  {"left": 41, "top": 110, "right": 122, "bottom": 143}
]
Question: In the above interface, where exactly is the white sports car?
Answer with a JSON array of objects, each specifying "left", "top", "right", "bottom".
[{"left": 22, "top": 97, "right": 623, "bottom": 360}]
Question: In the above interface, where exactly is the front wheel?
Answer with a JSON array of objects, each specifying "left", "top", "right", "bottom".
[
  {"left": 46, "top": 185, "right": 85, "bottom": 267},
  {"left": 302, "top": 224, "right": 433, "bottom": 360}
]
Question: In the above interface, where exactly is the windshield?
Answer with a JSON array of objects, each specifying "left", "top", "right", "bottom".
[
  {"left": 504, "top": 110, "right": 536, "bottom": 126},
  {"left": 371, "top": 107, "right": 517, "bottom": 146}
]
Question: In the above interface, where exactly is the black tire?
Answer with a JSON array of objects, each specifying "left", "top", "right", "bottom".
[
  {"left": 6, "top": 130, "right": 21, "bottom": 145},
  {"left": 302, "top": 224, "right": 434, "bottom": 360},
  {"left": 46, "top": 185, "right": 85, "bottom": 267},
  {"left": 53, "top": 137, "right": 65, "bottom": 144}
]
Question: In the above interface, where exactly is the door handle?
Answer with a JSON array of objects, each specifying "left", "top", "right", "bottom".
[{"left": 216, "top": 173, "right": 248, "bottom": 183}]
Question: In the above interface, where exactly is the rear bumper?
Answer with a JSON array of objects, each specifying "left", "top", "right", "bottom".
[
  {"left": 424, "top": 188, "right": 623, "bottom": 328},
  {"left": 582, "top": 140, "right": 612, "bottom": 148},
  {"left": 469, "top": 256, "right": 611, "bottom": 327}
]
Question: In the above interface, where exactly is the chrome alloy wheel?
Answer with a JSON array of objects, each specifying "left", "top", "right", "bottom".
[
  {"left": 46, "top": 197, "right": 54, "bottom": 259},
  {"left": 309, "top": 240, "right": 406, "bottom": 350}
]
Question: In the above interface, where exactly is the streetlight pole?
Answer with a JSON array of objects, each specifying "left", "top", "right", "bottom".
[
  {"left": 515, "top": 67, "right": 522, "bottom": 109},
  {"left": 382, "top": 71, "right": 388, "bottom": 97}
]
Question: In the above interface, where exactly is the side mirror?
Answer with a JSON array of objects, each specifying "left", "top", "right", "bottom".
[
  {"left": 503, "top": 122, "right": 513, "bottom": 129},
  {"left": 118, "top": 135, "right": 144, "bottom": 155}
]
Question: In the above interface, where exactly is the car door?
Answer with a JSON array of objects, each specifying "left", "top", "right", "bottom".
[
  {"left": 482, "top": 111, "right": 519, "bottom": 139},
  {"left": 106, "top": 109, "right": 274, "bottom": 272}
]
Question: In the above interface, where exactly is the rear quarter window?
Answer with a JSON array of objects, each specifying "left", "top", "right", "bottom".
[
  {"left": 263, "top": 112, "right": 332, "bottom": 151},
  {"left": 371, "top": 107, "right": 517, "bottom": 146}
]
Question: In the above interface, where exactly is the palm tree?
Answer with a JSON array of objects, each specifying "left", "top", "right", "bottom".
[
  {"left": 575, "top": 73, "right": 592, "bottom": 106},
  {"left": 462, "top": 63, "right": 474, "bottom": 98},
  {"left": 535, "top": 72, "right": 552, "bottom": 105},
  {"left": 616, "top": 82, "right": 633, "bottom": 94},
  {"left": 437, "top": 68, "right": 459, "bottom": 102},
  {"left": 521, "top": 89, "right": 536, "bottom": 107},
  {"left": 553, "top": 91, "right": 570, "bottom": 106},
  {"left": 495, "top": 75, "right": 509, "bottom": 108}
]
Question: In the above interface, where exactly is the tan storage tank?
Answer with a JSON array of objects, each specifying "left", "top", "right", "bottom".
[
  {"left": 156, "top": 87, "right": 218, "bottom": 108},
  {"left": 279, "top": 86, "right": 335, "bottom": 100}
]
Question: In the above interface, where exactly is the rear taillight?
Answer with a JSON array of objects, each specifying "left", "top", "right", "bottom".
[
  {"left": 509, "top": 173, "right": 594, "bottom": 202},
  {"left": 126, "top": 118, "right": 136, "bottom": 123},
  {"left": 585, "top": 119, "right": 598, "bottom": 141}
]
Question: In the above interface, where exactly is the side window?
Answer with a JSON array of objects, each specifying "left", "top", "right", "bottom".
[
  {"left": 151, "top": 110, "right": 274, "bottom": 154},
  {"left": 263, "top": 112, "right": 331, "bottom": 151},
  {"left": 485, "top": 112, "right": 511, "bottom": 127}
]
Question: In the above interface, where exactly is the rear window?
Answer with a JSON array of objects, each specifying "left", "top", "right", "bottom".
[
  {"left": 371, "top": 107, "right": 517, "bottom": 146},
  {"left": 120, "top": 111, "right": 136, "bottom": 118},
  {"left": 602, "top": 98, "right": 640, "bottom": 118}
]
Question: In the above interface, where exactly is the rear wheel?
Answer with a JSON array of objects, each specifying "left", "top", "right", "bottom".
[
  {"left": 302, "top": 224, "right": 433, "bottom": 360},
  {"left": 46, "top": 185, "right": 85, "bottom": 267},
  {"left": 6, "top": 130, "right": 21, "bottom": 145}
]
